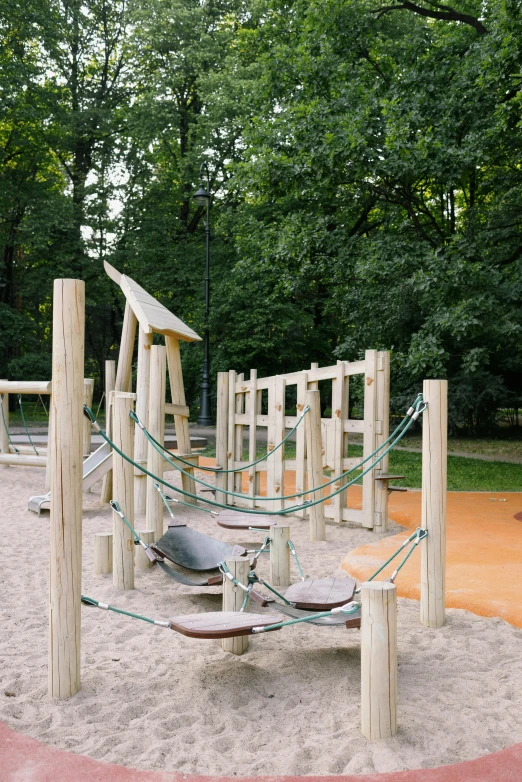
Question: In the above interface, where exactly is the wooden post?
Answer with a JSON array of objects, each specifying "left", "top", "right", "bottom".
[
  {"left": 94, "top": 533, "right": 113, "bottom": 575},
  {"left": 373, "top": 351, "right": 390, "bottom": 533},
  {"left": 222, "top": 557, "right": 250, "bottom": 655},
  {"left": 247, "top": 369, "right": 258, "bottom": 509},
  {"left": 99, "top": 361, "right": 116, "bottom": 503},
  {"left": 82, "top": 378, "right": 94, "bottom": 458},
  {"left": 49, "top": 278, "right": 84, "bottom": 699},
  {"left": 270, "top": 525, "right": 291, "bottom": 587},
  {"left": 295, "top": 372, "right": 308, "bottom": 518},
  {"left": 420, "top": 379, "right": 447, "bottom": 629},
  {"left": 135, "top": 530, "right": 155, "bottom": 570},
  {"left": 360, "top": 581, "right": 397, "bottom": 741},
  {"left": 226, "top": 369, "right": 237, "bottom": 507},
  {"left": 0, "top": 385, "right": 9, "bottom": 466},
  {"left": 146, "top": 345, "right": 166, "bottom": 542},
  {"left": 45, "top": 403, "right": 53, "bottom": 490},
  {"left": 305, "top": 389, "right": 325, "bottom": 541},
  {"left": 101, "top": 302, "right": 137, "bottom": 504},
  {"left": 165, "top": 335, "right": 196, "bottom": 504},
  {"left": 112, "top": 392, "right": 135, "bottom": 590},
  {"left": 215, "top": 371, "right": 229, "bottom": 505},
  {"left": 134, "top": 328, "right": 152, "bottom": 516},
  {"left": 233, "top": 374, "right": 245, "bottom": 496},
  {"left": 362, "top": 349, "right": 378, "bottom": 529}
]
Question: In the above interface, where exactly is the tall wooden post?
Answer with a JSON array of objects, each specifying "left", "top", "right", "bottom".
[
  {"left": 45, "top": 403, "right": 53, "bottom": 490},
  {"left": 215, "top": 371, "right": 229, "bottom": 504},
  {"left": 146, "top": 345, "right": 166, "bottom": 541},
  {"left": 373, "top": 351, "right": 390, "bottom": 533},
  {"left": 112, "top": 392, "right": 135, "bottom": 590},
  {"left": 360, "top": 581, "right": 397, "bottom": 740},
  {"left": 0, "top": 384, "right": 9, "bottom": 463},
  {"left": 82, "top": 378, "right": 94, "bottom": 458},
  {"left": 165, "top": 336, "right": 196, "bottom": 504},
  {"left": 100, "top": 301, "right": 137, "bottom": 504},
  {"left": 49, "top": 278, "right": 84, "bottom": 699},
  {"left": 134, "top": 328, "right": 152, "bottom": 516},
  {"left": 99, "top": 361, "right": 116, "bottom": 502},
  {"left": 270, "top": 525, "right": 291, "bottom": 587},
  {"left": 305, "top": 389, "right": 325, "bottom": 541},
  {"left": 222, "top": 557, "right": 250, "bottom": 655},
  {"left": 420, "top": 379, "right": 447, "bottom": 628},
  {"left": 362, "top": 349, "right": 378, "bottom": 529}
]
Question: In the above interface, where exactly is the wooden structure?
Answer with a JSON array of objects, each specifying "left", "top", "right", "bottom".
[
  {"left": 360, "top": 581, "right": 398, "bottom": 740},
  {"left": 420, "top": 379, "right": 447, "bottom": 628},
  {"left": 102, "top": 262, "right": 201, "bottom": 518},
  {"left": 112, "top": 392, "right": 136, "bottom": 590},
  {"left": 215, "top": 351, "right": 391, "bottom": 531},
  {"left": 222, "top": 556, "right": 251, "bottom": 655},
  {"left": 49, "top": 278, "right": 84, "bottom": 699}
]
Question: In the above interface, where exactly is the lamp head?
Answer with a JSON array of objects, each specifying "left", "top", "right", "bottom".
[{"left": 193, "top": 183, "right": 210, "bottom": 206}]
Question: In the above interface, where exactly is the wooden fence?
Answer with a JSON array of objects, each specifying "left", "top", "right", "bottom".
[{"left": 215, "top": 350, "right": 391, "bottom": 530}]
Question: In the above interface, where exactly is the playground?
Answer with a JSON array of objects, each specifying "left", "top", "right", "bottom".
[{"left": 0, "top": 272, "right": 521, "bottom": 780}]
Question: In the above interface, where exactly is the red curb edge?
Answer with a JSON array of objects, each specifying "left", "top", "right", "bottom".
[{"left": 2, "top": 721, "right": 522, "bottom": 782}]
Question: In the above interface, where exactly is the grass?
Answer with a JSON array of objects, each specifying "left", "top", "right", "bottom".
[{"left": 198, "top": 441, "right": 522, "bottom": 493}]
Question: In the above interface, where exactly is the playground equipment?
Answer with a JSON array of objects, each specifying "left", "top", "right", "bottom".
[
  {"left": 214, "top": 352, "right": 395, "bottom": 532},
  {"left": 46, "top": 276, "right": 447, "bottom": 746},
  {"left": 1, "top": 381, "right": 52, "bottom": 489},
  {"left": 101, "top": 261, "right": 201, "bottom": 515}
]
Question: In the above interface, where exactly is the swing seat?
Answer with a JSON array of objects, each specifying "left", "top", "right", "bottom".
[
  {"left": 274, "top": 601, "right": 361, "bottom": 629},
  {"left": 151, "top": 525, "right": 247, "bottom": 571},
  {"left": 169, "top": 611, "right": 283, "bottom": 639},
  {"left": 216, "top": 509, "right": 276, "bottom": 531},
  {"left": 284, "top": 576, "right": 356, "bottom": 610}
]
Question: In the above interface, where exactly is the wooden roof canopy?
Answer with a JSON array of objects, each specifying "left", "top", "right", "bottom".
[{"left": 104, "top": 261, "right": 202, "bottom": 343}]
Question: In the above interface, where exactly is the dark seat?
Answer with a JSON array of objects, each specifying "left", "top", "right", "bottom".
[{"left": 151, "top": 526, "right": 246, "bottom": 572}]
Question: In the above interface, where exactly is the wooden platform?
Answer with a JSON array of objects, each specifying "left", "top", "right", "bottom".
[
  {"left": 284, "top": 576, "right": 356, "bottom": 610},
  {"left": 216, "top": 509, "right": 276, "bottom": 530},
  {"left": 168, "top": 611, "right": 282, "bottom": 639}
]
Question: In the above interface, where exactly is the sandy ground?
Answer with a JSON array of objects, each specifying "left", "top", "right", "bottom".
[{"left": 1, "top": 464, "right": 522, "bottom": 777}]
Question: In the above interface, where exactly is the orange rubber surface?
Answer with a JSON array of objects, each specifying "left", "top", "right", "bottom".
[{"left": 342, "top": 489, "right": 522, "bottom": 628}]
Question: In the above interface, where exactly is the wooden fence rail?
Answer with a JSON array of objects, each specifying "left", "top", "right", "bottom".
[{"left": 215, "top": 350, "right": 390, "bottom": 530}]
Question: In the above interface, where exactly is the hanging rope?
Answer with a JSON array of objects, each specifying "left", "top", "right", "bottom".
[
  {"left": 83, "top": 393, "right": 426, "bottom": 516},
  {"left": 132, "top": 395, "right": 426, "bottom": 505},
  {"left": 0, "top": 393, "right": 19, "bottom": 454},
  {"left": 130, "top": 404, "right": 311, "bottom": 475},
  {"left": 154, "top": 481, "right": 218, "bottom": 516},
  {"left": 18, "top": 395, "right": 39, "bottom": 456},
  {"left": 81, "top": 596, "right": 171, "bottom": 627},
  {"left": 353, "top": 527, "right": 428, "bottom": 590}
]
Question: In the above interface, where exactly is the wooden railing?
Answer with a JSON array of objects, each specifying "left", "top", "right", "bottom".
[{"left": 215, "top": 350, "right": 391, "bottom": 530}]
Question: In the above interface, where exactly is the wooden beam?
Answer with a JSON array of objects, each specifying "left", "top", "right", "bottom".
[
  {"left": 146, "top": 346, "right": 167, "bottom": 541},
  {"left": 270, "top": 525, "right": 291, "bottom": 587},
  {"left": 0, "top": 380, "right": 52, "bottom": 394},
  {"left": 165, "top": 336, "right": 196, "bottom": 504},
  {"left": 420, "top": 379, "right": 447, "bottom": 628},
  {"left": 305, "top": 389, "right": 325, "bottom": 541},
  {"left": 112, "top": 392, "right": 135, "bottom": 590},
  {"left": 134, "top": 328, "right": 152, "bottom": 516},
  {"left": 222, "top": 557, "right": 250, "bottom": 655},
  {"left": 82, "top": 378, "right": 94, "bottom": 458},
  {"left": 49, "top": 278, "right": 84, "bottom": 699}
]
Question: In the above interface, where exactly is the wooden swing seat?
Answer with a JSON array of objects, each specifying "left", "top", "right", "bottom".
[
  {"left": 284, "top": 576, "right": 356, "bottom": 610},
  {"left": 216, "top": 509, "right": 276, "bottom": 530},
  {"left": 169, "top": 611, "right": 283, "bottom": 639}
]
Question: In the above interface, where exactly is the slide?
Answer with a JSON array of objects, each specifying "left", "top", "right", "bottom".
[{"left": 28, "top": 441, "right": 113, "bottom": 514}]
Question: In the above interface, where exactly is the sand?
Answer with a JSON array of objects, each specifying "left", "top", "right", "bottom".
[{"left": 1, "top": 464, "right": 522, "bottom": 777}]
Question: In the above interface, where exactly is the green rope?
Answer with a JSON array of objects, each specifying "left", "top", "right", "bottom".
[
  {"left": 154, "top": 482, "right": 216, "bottom": 516},
  {"left": 131, "top": 405, "right": 311, "bottom": 475},
  {"left": 288, "top": 540, "right": 306, "bottom": 580},
  {"left": 81, "top": 595, "right": 170, "bottom": 627},
  {"left": 18, "top": 395, "right": 39, "bottom": 456},
  {"left": 110, "top": 500, "right": 142, "bottom": 544},
  {"left": 84, "top": 397, "right": 425, "bottom": 516},
  {"left": 253, "top": 601, "right": 361, "bottom": 633},
  {"left": 0, "top": 393, "right": 19, "bottom": 454},
  {"left": 136, "top": 397, "right": 424, "bottom": 504},
  {"left": 249, "top": 573, "right": 293, "bottom": 605},
  {"left": 356, "top": 527, "right": 428, "bottom": 587}
]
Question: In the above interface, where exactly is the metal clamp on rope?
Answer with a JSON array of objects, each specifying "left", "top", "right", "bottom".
[
  {"left": 83, "top": 405, "right": 101, "bottom": 432},
  {"left": 154, "top": 620, "right": 171, "bottom": 628},
  {"left": 412, "top": 402, "right": 428, "bottom": 420},
  {"left": 130, "top": 410, "right": 145, "bottom": 430},
  {"left": 110, "top": 499, "right": 124, "bottom": 518},
  {"left": 337, "top": 601, "right": 360, "bottom": 615}
]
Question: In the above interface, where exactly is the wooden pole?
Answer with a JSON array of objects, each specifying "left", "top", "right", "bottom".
[
  {"left": 270, "top": 525, "right": 291, "bottom": 587},
  {"left": 135, "top": 530, "right": 155, "bottom": 570},
  {"left": 373, "top": 351, "right": 390, "bottom": 533},
  {"left": 165, "top": 336, "right": 196, "bottom": 504},
  {"left": 134, "top": 328, "right": 152, "bottom": 516},
  {"left": 222, "top": 556, "right": 250, "bottom": 655},
  {"left": 360, "top": 581, "right": 397, "bottom": 741},
  {"left": 146, "top": 345, "right": 166, "bottom": 541},
  {"left": 45, "top": 402, "right": 53, "bottom": 490},
  {"left": 305, "top": 389, "right": 325, "bottom": 541},
  {"left": 94, "top": 533, "right": 113, "bottom": 575},
  {"left": 49, "top": 278, "right": 84, "bottom": 699},
  {"left": 362, "top": 350, "right": 377, "bottom": 529},
  {"left": 99, "top": 361, "right": 116, "bottom": 503},
  {"left": 420, "top": 379, "right": 447, "bottom": 629},
  {"left": 215, "top": 371, "right": 229, "bottom": 505},
  {"left": 82, "top": 378, "right": 94, "bottom": 458},
  {"left": 101, "top": 302, "right": 137, "bottom": 504},
  {"left": 0, "top": 384, "right": 9, "bottom": 463},
  {"left": 112, "top": 392, "right": 135, "bottom": 590}
]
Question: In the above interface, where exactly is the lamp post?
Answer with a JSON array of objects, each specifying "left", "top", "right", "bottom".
[{"left": 193, "top": 162, "right": 213, "bottom": 425}]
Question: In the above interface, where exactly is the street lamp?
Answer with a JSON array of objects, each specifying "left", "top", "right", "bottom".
[{"left": 193, "top": 162, "right": 213, "bottom": 425}]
